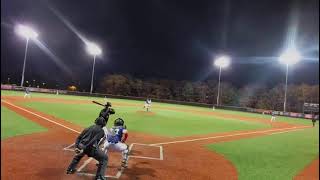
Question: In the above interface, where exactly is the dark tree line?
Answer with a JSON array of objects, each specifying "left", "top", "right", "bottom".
[{"left": 98, "top": 74, "right": 319, "bottom": 112}]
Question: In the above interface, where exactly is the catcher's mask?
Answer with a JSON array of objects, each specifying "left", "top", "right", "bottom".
[{"left": 114, "top": 118, "right": 124, "bottom": 126}]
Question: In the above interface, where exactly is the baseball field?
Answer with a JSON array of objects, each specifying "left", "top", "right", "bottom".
[{"left": 1, "top": 90, "right": 319, "bottom": 180}]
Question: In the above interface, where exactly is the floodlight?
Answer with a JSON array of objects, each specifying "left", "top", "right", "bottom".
[
  {"left": 214, "top": 55, "right": 231, "bottom": 68},
  {"left": 15, "top": 24, "right": 38, "bottom": 39},
  {"left": 86, "top": 42, "right": 102, "bottom": 56},
  {"left": 279, "top": 48, "right": 301, "bottom": 65}
]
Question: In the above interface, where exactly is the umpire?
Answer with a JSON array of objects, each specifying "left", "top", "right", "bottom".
[{"left": 66, "top": 116, "right": 108, "bottom": 180}]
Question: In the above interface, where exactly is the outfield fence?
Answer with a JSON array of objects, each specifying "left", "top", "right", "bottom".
[{"left": 1, "top": 84, "right": 317, "bottom": 120}]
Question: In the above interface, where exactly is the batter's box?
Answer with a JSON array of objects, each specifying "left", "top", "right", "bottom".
[
  {"left": 129, "top": 143, "right": 164, "bottom": 160},
  {"left": 63, "top": 143, "right": 75, "bottom": 152},
  {"left": 62, "top": 143, "right": 163, "bottom": 179}
]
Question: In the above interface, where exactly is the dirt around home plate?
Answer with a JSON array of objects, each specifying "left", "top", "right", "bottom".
[{"left": 1, "top": 96, "right": 318, "bottom": 180}]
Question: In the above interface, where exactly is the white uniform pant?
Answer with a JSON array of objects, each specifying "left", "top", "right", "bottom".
[
  {"left": 271, "top": 116, "right": 276, "bottom": 122},
  {"left": 24, "top": 93, "right": 31, "bottom": 98},
  {"left": 103, "top": 141, "right": 129, "bottom": 162},
  {"left": 144, "top": 103, "right": 151, "bottom": 111}
]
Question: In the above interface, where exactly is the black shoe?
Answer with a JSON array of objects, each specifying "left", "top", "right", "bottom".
[
  {"left": 66, "top": 168, "right": 76, "bottom": 174},
  {"left": 95, "top": 175, "right": 107, "bottom": 180}
]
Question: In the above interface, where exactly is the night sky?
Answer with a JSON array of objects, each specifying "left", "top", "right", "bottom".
[{"left": 1, "top": 0, "right": 319, "bottom": 91}]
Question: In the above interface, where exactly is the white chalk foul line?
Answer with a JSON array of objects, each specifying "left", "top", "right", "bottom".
[
  {"left": 1, "top": 100, "right": 81, "bottom": 134},
  {"left": 150, "top": 126, "right": 311, "bottom": 146},
  {"left": 270, "top": 128, "right": 304, "bottom": 135},
  {"left": 77, "top": 172, "right": 119, "bottom": 179}
]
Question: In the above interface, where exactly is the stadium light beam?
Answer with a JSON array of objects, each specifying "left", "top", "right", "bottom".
[
  {"left": 279, "top": 48, "right": 301, "bottom": 112},
  {"left": 214, "top": 55, "right": 231, "bottom": 106},
  {"left": 15, "top": 24, "right": 39, "bottom": 87},
  {"left": 86, "top": 42, "right": 102, "bottom": 94}
]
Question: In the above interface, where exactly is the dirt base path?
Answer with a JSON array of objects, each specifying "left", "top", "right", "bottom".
[
  {"left": 1, "top": 96, "right": 316, "bottom": 180},
  {"left": 295, "top": 158, "right": 319, "bottom": 180}
]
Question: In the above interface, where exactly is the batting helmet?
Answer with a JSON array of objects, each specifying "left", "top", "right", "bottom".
[{"left": 114, "top": 118, "right": 124, "bottom": 126}]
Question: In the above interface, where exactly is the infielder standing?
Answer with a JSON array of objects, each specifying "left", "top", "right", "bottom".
[
  {"left": 270, "top": 111, "right": 276, "bottom": 123},
  {"left": 24, "top": 87, "right": 31, "bottom": 98},
  {"left": 102, "top": 118, "right": 129, "bottom": 168}
]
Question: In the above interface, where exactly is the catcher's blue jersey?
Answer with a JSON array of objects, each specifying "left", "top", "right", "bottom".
[{"left": 107, "top": 126, "right": 126, "bottom": 143}]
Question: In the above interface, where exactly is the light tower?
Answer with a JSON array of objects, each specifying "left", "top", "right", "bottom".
[
  {"left": 214, "top": 55, "right": 231, "bottom": 106},
  {"left": 86, "top": 42, "right": 102, "bottom": 94},
  {"left": 279, "top": 48, "right": 301, "bottom": 112},
  {"left": 15, "top": 24, "right": 39, "bottom": 87}
]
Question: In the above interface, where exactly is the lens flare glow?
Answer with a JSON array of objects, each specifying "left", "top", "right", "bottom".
[
  {"left": 214, "top": 55, "right": 231, "bottom": 68},
  {"left": 15, "top": 24, "right": 38, "bottom": 39},
  {"left": 279, "top": 48, "right": 301, "bottom": 65}
]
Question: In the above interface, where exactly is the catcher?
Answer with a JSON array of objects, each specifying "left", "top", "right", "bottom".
[{"left": 101, "top": 118, "right": 129, "bottom": 168}]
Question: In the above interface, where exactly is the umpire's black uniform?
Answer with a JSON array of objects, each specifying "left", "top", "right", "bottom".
[{"left": 66, "top": 117, "right": 108, "bottom": 180}]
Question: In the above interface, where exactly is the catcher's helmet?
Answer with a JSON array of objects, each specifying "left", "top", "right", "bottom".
[{"left": 114, "top": 118, "right": 124, "bottom": 126}]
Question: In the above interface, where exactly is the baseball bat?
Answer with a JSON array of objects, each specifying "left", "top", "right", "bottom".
[{"left": 92, "top": 101, "right": 105, "bottom": 107}]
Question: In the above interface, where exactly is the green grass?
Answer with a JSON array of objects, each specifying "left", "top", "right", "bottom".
[
  {"left": 2, "top": 90, "right": 312, "bottom": 137},
  {"left": 21, "top": 101, "right": 269, "bottom": 137},
  {"left": 207, "top": 127, "right": 319, "bottom": 180},
  {"left": 2, "top": 90, "right": 311, "bottom": 125},
  {"left": 1, "top": 106, "right": 47, "bottom": 139}
]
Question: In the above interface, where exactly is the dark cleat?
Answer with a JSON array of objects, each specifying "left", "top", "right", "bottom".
[
  {"left": 66, "top": 168, "right": 76, "bottom": 174},
  {"left": 95, "top": 175, "right": 107, "bottom": 180}
]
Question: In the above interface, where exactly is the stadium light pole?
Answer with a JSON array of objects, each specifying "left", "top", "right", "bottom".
[
  {"left": 15, "top": 24, "right": 39, "bottom": 87},
  {"left": 214, "top": 55, "right": 231, "bottom": 106},
  {"left": 86, "top": 42, "right": 102, "bottom": 94},
  {"left": 279, "top": 48, "right": 301, "bottom": 112}
]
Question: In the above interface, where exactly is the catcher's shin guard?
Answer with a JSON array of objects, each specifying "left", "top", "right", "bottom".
[{"left": 121, "top": 145, "right": 129, "bottom": 168}]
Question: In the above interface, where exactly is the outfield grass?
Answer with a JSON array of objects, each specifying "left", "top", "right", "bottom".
[
  {"left": 207, "top": 127, "right": 319, "bottom": 180},
  {"left": 1, "top": 106, "right": 47, "bottom": 139},
  {"left": 1, "top": 90, "right": 311, "bottom": 126},
  {"left": 21, "top": 101, "right": 269, "bottom": 137}
]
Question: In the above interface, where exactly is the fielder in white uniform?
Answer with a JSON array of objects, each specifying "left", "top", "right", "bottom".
[
  {"left": 102, "top": 118, "right": 129, "bottom": 168},
  {"left": 144, "top": 99, "right": 152, "bottom": 112},
  {"left": 270, "top": 111, "right": 276, "bottom": 122},
  {"left": 24, "top": 87, "right": 31, "bottom": 98}
]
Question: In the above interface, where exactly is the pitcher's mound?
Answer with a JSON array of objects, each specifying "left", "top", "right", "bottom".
[{"left": 136, "top": 111, "right": 156, "bottom": 116}]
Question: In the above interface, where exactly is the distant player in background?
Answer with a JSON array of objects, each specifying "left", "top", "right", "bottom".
[
  {"left": 311, "top": 113, "right": 317, "bottom": 127},
  {"left": 144, "top": 98, "right": 152, "bottom": 112},
  {"left": 101, "top": 118, "right": 129, "bottom": 168},
  {"left": 24, "top": 87, "right": 31, "bottom": 98},
  {"left": 270, "top": 111, "right": 276, "bottom": 123}
]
